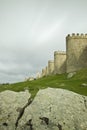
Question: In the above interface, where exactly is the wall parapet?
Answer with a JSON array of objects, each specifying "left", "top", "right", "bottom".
[
  {"left": 40, "top": 33, "right": 87, "bottom": 76},
  {"left": 66, "top": 33, "right": 87, "bottom": 39},
  {"left": 66, "top": 33, "right": 87, "bottom": 73},
  {"left": 54, "top": 51, "right": 66, "bottom": 56}
]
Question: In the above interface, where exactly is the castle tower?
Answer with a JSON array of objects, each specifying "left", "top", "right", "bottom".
[
  {"left": 48, "top": 60, "right": 54, "bottom": 75},
  {"left": 54, "top": 51, "right": 66, "bottom": 74},
  {"left": 42, "top": 68, "right": 45, "bottom": 77},
  {"left": 45, "top": 66, "right": 48, "bottom": 76},
  {"left": 36, "top": 72, "right": 41, "bottom": 79},
  {"left": 66, "top": 33, "right": 87, "bottom": 73}
]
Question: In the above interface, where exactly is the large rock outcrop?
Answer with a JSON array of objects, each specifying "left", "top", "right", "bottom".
[
  {"left": 0, "top": 90, "right": 31, "bottom": 130},
  {"left": 0, "top": 88, "right": 87, "bottom": 130}
]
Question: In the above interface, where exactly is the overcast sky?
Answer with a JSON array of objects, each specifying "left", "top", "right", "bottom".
[{"left": 0, "top": 0, "right": 87, "bottom": 83}]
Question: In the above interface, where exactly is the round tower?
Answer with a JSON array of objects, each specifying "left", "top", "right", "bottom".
[
  {"left": 54, "top": 51, "right": 66, "bottom": 74},
  {"left": 42, "top": 68, "right": 46, "bottom": 77},
  {"left": 48, "top": 60, "right": 54, "bottom": 75},
  {"left": 45, "top": 66, "right": 48, "bottom": 76},
  {"left": 36, "top": 72, "right": 41, "bottom": 79},
  {"left": 66, "top": 33, "right": 87, "bottom": 73}
]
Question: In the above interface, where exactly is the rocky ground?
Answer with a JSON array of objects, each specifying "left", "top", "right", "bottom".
[{"left": 0, "top": 88, "right": 87, "bottom": 130}]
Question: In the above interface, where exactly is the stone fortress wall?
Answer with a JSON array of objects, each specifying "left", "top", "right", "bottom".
[
  {"left": 42, "top": 68, "right": 46, "bottom": 77},
  {"left": 45, "top": 66, "right": 48, "bottom": 76},
  {"left": 66, "top": 33, "right": 87, "bottom": 73},
  {"left": 48, "top": 60, "right": 54, "bottom": 75},
  {"left": 36, "top": 33, "right": 87, "bottom": 78},
  {"left": 54, "top": 51, "right": 66, "bottom": 74}
]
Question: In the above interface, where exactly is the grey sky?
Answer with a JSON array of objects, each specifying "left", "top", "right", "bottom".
[{"left": 0, "top": 0, "right": 87, "bottom": 83}]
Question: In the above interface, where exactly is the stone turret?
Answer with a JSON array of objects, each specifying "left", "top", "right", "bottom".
[
  {"left": 45, "top": 66, "right": 48, "bottom": 76},
  {"left": 36, "top": 72, "right": 41, "bottom": 79},
  {"left": 48, "top": 60, "right": 54, "bottom": 75},
  {"left": 41, "top": 68, "right": 46, "bottom": 77},
  {"left": 66, "top": 33, "right": 87, "bottom": 73},
  {"left": 54, "top": 51, "right": 66, "bottom": 74}
]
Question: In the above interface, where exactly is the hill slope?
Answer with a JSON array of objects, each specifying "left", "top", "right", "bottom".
[{"left": 0, "top": 68, "right": 87, "bottom": 99}]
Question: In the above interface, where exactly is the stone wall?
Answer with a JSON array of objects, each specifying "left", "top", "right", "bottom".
[
  {"left": 41, "top": 68, "right": 46, "bottom": 77},
  {"left": 66, "top": 33, "right": 87, "bottom": 73},
  {"left": 36, "top": 33, "right": 87, "bottom": 78},
  {"left": 48, "top": 60, "right": 54, "bottom": 75},
  {"left": 45, "top": 66, "right": 48, "bottom": 76},
  {"left": 54, "top": 51, "right": 66, "bottom": 74},
  {"left": 36, "top": 72, "right": 41, "bottom": 79}
]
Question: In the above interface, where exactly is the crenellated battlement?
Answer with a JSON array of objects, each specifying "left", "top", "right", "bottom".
[
  {"left": 54, "top": 51, "right": 66, "bottom": 55},
  {"left": 66, "top": 33, "right": 87, "bottom": 39},
  {"left": 66, "top": 33, "right": 87, "bottom": 73},
  {"left": 38, "top": 33, "right": 87, "bottom": 78}
]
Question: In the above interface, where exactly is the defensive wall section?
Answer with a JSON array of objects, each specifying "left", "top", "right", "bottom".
[
  {"left": 42, "top": 68, "right": 46, "bottom": 77},
  {"left": 45, "top": 66, "right": 48, "bottom": 76},
  {"left": 48, "top": 60, "right": 54, "bottom": 75},
  {"left": 54, "top": 51, "right": 66, "bottom": 74},
  {"left": 66, "top": 33, "right": 87, "bottom": 73},
  {"left": 36, "top": 33, "right": 87, "bottom": 79},
  {"left": 36, "top": 72, "right": 41, "bottom": 79}
]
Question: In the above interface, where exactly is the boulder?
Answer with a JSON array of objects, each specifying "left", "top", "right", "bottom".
[
  {"left": 0, "top": 88, "right": 87, "bottom": 130},
  {"left": 0, "top": 90, "right": 31, "bottom": 130},
  {"left": 17, "top": 88, "right": 87, "bottom": 130}
]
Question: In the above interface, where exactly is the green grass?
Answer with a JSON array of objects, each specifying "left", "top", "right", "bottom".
[{"left": 0, "top": 68, "right": 87, "bottom": 99}]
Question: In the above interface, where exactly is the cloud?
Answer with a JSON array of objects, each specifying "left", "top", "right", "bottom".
[{"left": 0, "top": 0, "right": 87, "bottom": 83}]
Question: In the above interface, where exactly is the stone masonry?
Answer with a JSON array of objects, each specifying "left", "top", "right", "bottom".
[
  {"left": 48, "top": 60, "right": 54, "bottom": 75},
  {"left": 42, "top": 68, "right": 46, "bottom": 77},
  {"left": 66, "top": 33, "right": 87, "bottom": 73},
  {"left": 54, "top": 51, "right": 66, "bottom": 74},
  {"left": 39, "top": 33, "right": 87, "bottom": 78}
]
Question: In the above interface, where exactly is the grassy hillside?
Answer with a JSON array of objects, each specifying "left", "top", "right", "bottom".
[{"left": 0, "top": 68, "right": 87, "bottom": 99}]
